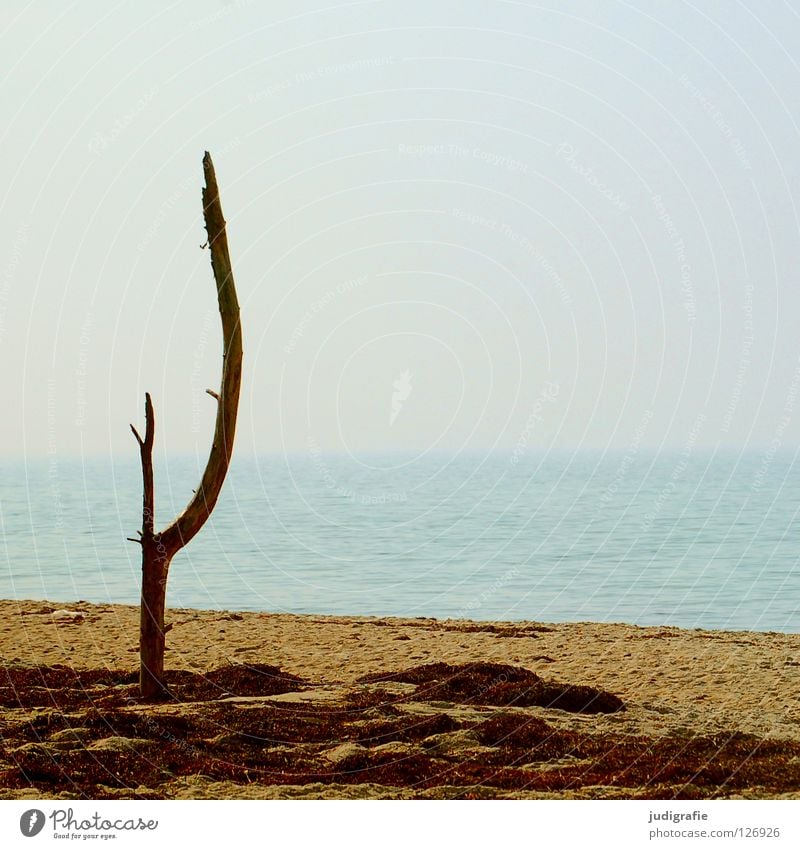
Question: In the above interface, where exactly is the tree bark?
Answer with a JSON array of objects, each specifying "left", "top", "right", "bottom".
[
  {"left": 139, "top": 545, "right": 172, "bottom": 698},
  {"left": 130, "top": 152, "right": 243, "bottom": 700}
]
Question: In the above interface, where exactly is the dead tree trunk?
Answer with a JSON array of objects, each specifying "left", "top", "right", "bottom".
[{"left": 129, "top": 152, "right": 243, "bottom": 700}]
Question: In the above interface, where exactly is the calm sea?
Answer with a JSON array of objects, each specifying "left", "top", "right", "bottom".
[{"left": 1, "top": 451, "right": 798, "bottom": 632}]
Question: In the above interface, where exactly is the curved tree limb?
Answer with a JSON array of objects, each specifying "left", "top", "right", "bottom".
[{"left": 159, "top": 152, "right": 243, "bottom": 554}]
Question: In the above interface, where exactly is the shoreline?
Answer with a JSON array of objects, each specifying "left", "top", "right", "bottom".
[
  {"left": 2, "top": 598, "right": 800, "bottom": 799},
  {"left": 3, "top": 595, "right": 795, "bottom": 635}
]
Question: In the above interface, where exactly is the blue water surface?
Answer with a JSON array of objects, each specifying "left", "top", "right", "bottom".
[{"left": 1, "top": 450, "right": 798, "bottom": 631}]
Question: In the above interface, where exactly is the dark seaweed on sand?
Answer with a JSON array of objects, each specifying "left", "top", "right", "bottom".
[
  {"left": 359, "top": 662, "right": 625, "bottom": 713},
  {"left": 2, "top": 662, "right": 798, "bottom": 799}
]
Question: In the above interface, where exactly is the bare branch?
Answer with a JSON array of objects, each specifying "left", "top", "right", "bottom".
[
  {"left": 161, "top": 152, "right": 243, "bottom": 553},
  {"left": 206, "top": 389, "right": 220, "bottom": 401},
  {"left": 134, "top": 392, "right": 155, "bottom": 540}
]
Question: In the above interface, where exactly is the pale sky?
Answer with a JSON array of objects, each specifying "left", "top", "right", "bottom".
[{"left": 2, "top": 0, "right": 800, "bottom": 459}]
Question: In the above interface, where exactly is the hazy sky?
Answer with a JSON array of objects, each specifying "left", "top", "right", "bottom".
[{"left": 2, "top": 0, "right": 800, "bottom": 459}]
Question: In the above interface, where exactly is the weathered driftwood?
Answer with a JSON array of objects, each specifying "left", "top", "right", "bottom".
[{"left": 130, "top": 152, "right": 242, "bottom": 699}]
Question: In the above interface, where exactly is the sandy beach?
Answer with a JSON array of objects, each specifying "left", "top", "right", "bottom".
[{"left": 1, "top": 599, "right": 799, "bottom": 799}]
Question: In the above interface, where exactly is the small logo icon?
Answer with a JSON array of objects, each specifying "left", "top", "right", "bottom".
[
  {"left": 20, "top": 810, "right": 45, "bottom": 837},
  {"left": 390, "top": 369, "right": 413, "bottom": 426}
]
